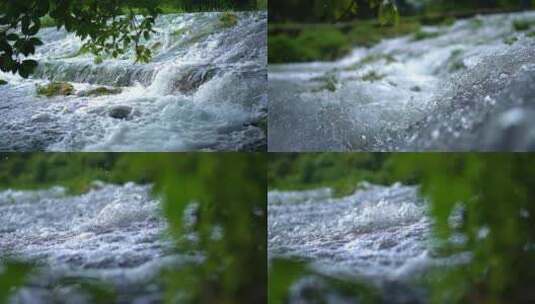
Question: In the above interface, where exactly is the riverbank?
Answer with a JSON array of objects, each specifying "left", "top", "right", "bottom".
[{"left": 269, "top": 8, "right": 535, "bottom": 63}]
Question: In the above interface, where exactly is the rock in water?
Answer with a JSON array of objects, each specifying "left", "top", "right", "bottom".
[
  {"left": 36, "top": 82, "right": 75, "bottom": 97},
  {"left": 109, "top": 105, "right": 133, "bottom": 120},
  {"left": 78, "top": 87, "right": 122, "bottom": 97}
]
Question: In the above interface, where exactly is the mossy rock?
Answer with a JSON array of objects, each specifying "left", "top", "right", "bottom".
[
  {"left": 311, "top": 73, "right": 339, "bottom": 92},
  {"left": 78, "top": 87, "right": 122, "bottom": 97},
  {"left": 513, "top": 19, "right": 535, "bottom": 32},
  {"left": 150, "top": 42, "right": 163, "bottom": 51},
  {"left": 220, "top": 12, "right": 238, "bottom": 28},
  {"left": 344, "top": 53, "right": 397, "bottom": 71},
  {"left": 0, "top": 79, "right": 7, "bottom": 86},
  {"left": 412, "top": 30, "right": 441, "bottom": 41},
  {"left": 361, "top": 71, "right": 385, "bottom": 82},
  {"left": 251, "top": 117, "right": 267, "bottom": 135},
  {"left": 504, "top": 36, "right": 519, "bottom": 45},
  {"left": 447, "top": 49, "right": 466, "bottom": 72},
  {"left": 36, "top": 82, "right": 75, "bottom": 97}
]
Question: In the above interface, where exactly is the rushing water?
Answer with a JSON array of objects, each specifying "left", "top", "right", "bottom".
[
  {"left": 0, "top": 183, "right": 196, "bottom": 303},
  {"left": 0, "top": 11, "right": 267, "bottom": 151},
  {"left": 268, "top": 183, "right": 465, "bottom": 303},
  {"left": 269, "top": 11, "right": 535, "bottom": 151}
]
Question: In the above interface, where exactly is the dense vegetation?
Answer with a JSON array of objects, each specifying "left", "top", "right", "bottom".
[
  {"left": 268, "top": 153, "right": 405, "bottom": 196},
  {"left": 0, "top": 0, "right": 265, "bottom": 78},
  {"left": 269, "top": 153, "right": 535, "bottom": 303},
  {"left": 0, "top": 153, "right": 266, "bottom": 303},
  {"left": 269, "top": 0, "right": 534, "bottom": 63}
]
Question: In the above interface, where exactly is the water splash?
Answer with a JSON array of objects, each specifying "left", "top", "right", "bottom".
[
  {"left": 0, "top": 11, "right": 267, "bottom": 151},
  {"left": 269, "top": 12, "right": 535, "bottom": 151},
  {"left": 0, "top": 183, "right": 197, "bottom": 303}
]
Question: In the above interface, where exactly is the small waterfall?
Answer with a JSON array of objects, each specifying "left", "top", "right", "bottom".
[{"left": 0, "top": 11, "right": 267, "bottom": 151}]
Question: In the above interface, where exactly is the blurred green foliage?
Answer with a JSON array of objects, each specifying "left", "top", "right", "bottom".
[
  {"left": 393, "top": 154, "right": 535, "bottom": 303},
  {"left": 268, "top": 153, "right": 412, "bottom": 197},
  {"left": 270, "top": 0, "right": 532, "bottom": 23},
  {"left": 159, "top": 0, "right": 262, "bottom": 12},
  {"left": 269, "top": 259, "right": 380, "bottom": 304},
  {"left": 0, "top": 153, "right": 266, "bottom": 303},
  {"left": 0, "top": 261, "right": 33, "bottom": 304},
  {"left": 269, "top": 153, "right": 535, "bottom": 303},
  {"left": 0, "top": 0, "right": 263, "bottom": 78},
  {"left": 268, "top": 0, "right": 533, "bottom": 63}
]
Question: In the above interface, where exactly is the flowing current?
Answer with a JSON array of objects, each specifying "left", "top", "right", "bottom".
[
  {"left": 0, "top": 183, "right": 194, "bottom": 303},
  {"left": 0, "top": 11, "right": 267, "bottom": 151},
  {"left": 268, "top": 183, "right": 461, "bottom": 303},
  {"left": 269, "top": 11, "right": 535, "bottom": 151}
]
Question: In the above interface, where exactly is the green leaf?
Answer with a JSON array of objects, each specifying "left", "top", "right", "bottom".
[
  {"left": 19, "top": 59, "right": 38, "bottom": 78},
  {"left": 29, "top": 37, "right": 43, "bottom": 46},
  {"left": 35, "top": 1, "right": 50, "bottom": 17},
  {"left": 6, "top": 33, "right": 18, "bottom": 41},
  {"left": 18, "top": 40, "right": 35, "bottom": 56},
  {"left": 378, "top": 2, "right": 399, "bottom": 26},
  {"left": 21, "top": 15, "right": 31, "bottom": 34},
  {"left": 26, "top": 18, "right": 41, "bottom": 36}
]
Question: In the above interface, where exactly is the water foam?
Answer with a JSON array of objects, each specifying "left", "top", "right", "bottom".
[
  {"left": 0, "top": 11, "right": 267, "bottom": 151},
  {"left": 269, "top": 11, "right": 535, "bottom": 151},
  {"left": 0, "top": 183, "right": 189, "bottom": 303}
]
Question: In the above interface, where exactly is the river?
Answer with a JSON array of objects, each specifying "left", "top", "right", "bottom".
[
  {"left": 0, "top": 11, "right": 267, "bottom": 151},
  {"left": 269, "top": 11, "right": 535, "bottom": 151},
  {"left": 0, "top": 183, "right": 198, "bottom": 303}
]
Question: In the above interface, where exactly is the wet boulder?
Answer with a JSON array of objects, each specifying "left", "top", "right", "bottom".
[
  {"left": 109, "top": 105, "right": 133, "bottom": 120},
  {"left": 78, "top": 86, "right": 122, "bottom": 97},
  {"left": 170, "top": 66, "right": 217, "bottom": 94}
]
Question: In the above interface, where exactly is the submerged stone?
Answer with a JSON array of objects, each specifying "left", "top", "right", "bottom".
[
  {"left": 78, "top": 87, "right": 122, "bottom": 97},
  {"left": 109, "top": 105, "right": 133, "bottom": 120}
]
